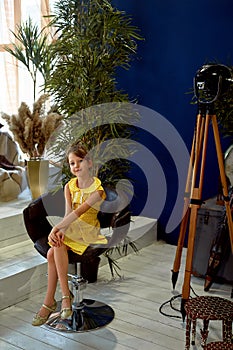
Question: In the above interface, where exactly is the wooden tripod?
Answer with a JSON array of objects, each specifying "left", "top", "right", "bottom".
[{"left": 171, "top": 104, "right": 233, "bottom": 320}]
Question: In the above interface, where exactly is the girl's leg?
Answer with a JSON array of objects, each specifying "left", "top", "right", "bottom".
[
  {"left": 32, "top": 247, "right": 58, "bottom": 324},
  {"left": 37, "top": 248, "right": 58, "bottom": 316},
  {"left": 53, "top": 243, "right": 71, "bottom": 310},
  {"left": 43, "top": 247, "right": 58, "bottom": 306}
]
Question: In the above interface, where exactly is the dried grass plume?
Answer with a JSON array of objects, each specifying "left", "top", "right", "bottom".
[{"left": 2, "top": 95, "right": 63, "bottom": 159}]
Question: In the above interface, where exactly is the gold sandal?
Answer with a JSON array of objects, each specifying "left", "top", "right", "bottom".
[
  {"left": 60, "top": 292, "right": 73, "bottom": 319},
  {"left": 32, "top": 300, "right": 57, "bottom": 326}
]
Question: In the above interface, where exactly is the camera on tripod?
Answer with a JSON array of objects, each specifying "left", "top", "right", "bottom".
[{"left": 194, "top": 63, "right": 233, "bottom": 104}]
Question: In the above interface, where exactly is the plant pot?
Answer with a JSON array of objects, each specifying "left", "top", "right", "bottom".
[{"left": 27, "top": 158, "right": 49, "bottom": 199}]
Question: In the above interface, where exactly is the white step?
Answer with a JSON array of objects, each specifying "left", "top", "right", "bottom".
[
  {"left": 0, "top": 191, "right": 157, "bottom": 311},
  {"left": 0, "top": 241, "right": 48, "bottom": 310},
  {"left": 0, "top": 188, "right": 46, "bottom": 310},
  {"left": 0, "top": 187, "right": 32, "bottom": 247}
]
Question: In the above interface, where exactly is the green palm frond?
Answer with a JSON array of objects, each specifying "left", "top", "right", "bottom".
[
  {"left": 104, "top": 253, "right": 122, "bottom": 278},
  {"left": 4, "top": 17, "right": 51, "bottom": 99},
  {"left": 45, "top": 0, "right": 143, "bottom": 115},
  {"left": 103, "top": 235, "right": 138, "bottom": 278}
]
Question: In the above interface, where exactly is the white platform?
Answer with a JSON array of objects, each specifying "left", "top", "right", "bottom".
[{"left": 0, "top": 190, "right": 157, "bottom": 311}]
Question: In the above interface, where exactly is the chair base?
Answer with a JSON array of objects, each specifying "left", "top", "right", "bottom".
[{"left": 45, "top": 298, "right": 114, "bottom": 332}]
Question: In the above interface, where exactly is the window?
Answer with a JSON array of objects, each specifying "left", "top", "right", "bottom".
[{"left": 0, "top": 0, "right": 54, "bottom": 129}]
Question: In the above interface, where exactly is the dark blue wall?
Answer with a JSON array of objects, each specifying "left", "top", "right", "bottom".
[{"left": 112, "top": 0, "right": 233, "bottom": 244}]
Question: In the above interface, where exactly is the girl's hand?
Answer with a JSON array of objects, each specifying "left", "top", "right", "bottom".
[
  {"left": 48, "top": 227, "right": 64, "bottom": 247},
  {"left": 56, "top": 230, "right": 65, "bottom": 247}
]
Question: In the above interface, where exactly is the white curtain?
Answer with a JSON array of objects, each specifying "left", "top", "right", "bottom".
[{"left": 0, "top": 0, "right": 17, "bottom": 122}]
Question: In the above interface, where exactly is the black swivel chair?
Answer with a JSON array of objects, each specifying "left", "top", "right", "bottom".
[{"left": 23, "top": 186, "right": 131, "bottom": 332}]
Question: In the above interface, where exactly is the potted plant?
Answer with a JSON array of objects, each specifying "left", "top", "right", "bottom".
[
  {"left": 2, "top": 94, "right": 63, "bottom": 198},
  {"left": 2, "top": 16, "right": 62, "bottom": 199}
]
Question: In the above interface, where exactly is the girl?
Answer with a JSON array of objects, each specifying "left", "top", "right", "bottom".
[{"left": 32, "top": 143, "right": 107, "bottom": 326}]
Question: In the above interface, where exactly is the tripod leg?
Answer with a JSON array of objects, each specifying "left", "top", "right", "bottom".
[
  {"left": 181, "top": 191, "right": 200, "bottom": 321},
  {"left": 171, "top": 113, "right": 205, "bottom": 289},
  {"left": 181, "top": 114, "right": 210, "bottom": 320},
  {"left": 212, "top": 115, "right": 233, "bottom": 252},
  {"left": 172, "top": 207, "right": 190, "bottom": 289}
]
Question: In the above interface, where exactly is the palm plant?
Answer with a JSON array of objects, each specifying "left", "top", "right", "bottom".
[
  {"left": 45, "top": 0, "right": 143, "bottom": 188},
  {"left": 4, "top": 17, "right": 52, "bottom": 101},
  {"left": 45, "top": 0, "right": 142, "bottom": 115}
]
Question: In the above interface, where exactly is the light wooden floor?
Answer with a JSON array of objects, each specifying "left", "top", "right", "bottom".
[{"left": 0, "top": 241, "right": 232, "bottom": 350}]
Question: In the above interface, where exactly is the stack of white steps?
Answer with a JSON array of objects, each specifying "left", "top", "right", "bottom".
[
  {"left": 0, "top": 188, "right": 157, "bottom": 311},
  {"left": 0, "top": 188, "right": 48, "bottom": 311}
]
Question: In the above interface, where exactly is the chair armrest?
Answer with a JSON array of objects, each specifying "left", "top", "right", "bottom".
[
  {"left": 34, "top": 236, "right": 50, "bottom": 258},
  {"left": 23, "top": 189, "right": 65, "bottom": 242},
  {"left": 23, "top": 206, "right": 52, "bottom": 242}
]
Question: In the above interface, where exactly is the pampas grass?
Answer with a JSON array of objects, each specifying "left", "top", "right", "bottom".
[{"left": 2, "top": 95, "right": 63, "bottom": 159}]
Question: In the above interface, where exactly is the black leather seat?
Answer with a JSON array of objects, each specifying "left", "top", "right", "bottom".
[{"left": 23, "top": 186, "right": 131, "bottom": 282}]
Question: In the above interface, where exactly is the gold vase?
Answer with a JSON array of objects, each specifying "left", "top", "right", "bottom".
[{"left": 27, "top": 158, "right": 49, "bottom": 199}]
